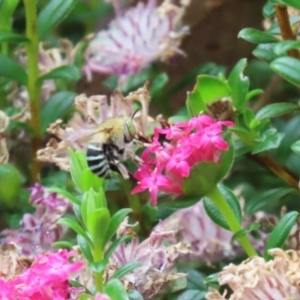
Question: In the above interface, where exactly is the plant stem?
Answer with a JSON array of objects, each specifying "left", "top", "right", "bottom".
[
  {"left": 206, "top": 186, "right": 258, "bottom": 257},
  {"left": 23, "top": 0, "right": 42, "bottom": 183},
  {"left": 275, "top": 4, "right": 299, "bottom": 59},
  {"left": 93, "top": 247, "right": 104, "bottom": 292},
  {"left": 248, "top": 154, "right": 300, "bottom": 191}
]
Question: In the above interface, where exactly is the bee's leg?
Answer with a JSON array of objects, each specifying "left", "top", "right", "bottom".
[{"left": 115, "top": 161, "right": 130, "bottom": 179}]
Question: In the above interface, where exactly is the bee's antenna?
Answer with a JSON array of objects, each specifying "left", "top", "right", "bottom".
[{"left": 131, "top": 108, "right": 140, "bottom": 120}]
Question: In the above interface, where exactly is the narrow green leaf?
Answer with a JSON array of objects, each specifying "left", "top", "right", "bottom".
[
  {"left": 52, "top": 241, "right": 73, "bottom": 249},
  {"left": 127, "top": 290, "right": 143, "bottom": 300},
  {"left": 281, "top": 0, "right": 300, "bottom": 10},
  {"left": 232, "top": 223, "right": 261, "bottom": 241},
  {"left": 86, "top": 208, "right": 110, "bottom": 248},
  {"left": 69, "top": 149, "right": 88, "bottom": 191},
  {"left": 245, "top": 187, "right": 295, "bottom": 215},
  {"left": 255, "top": 103, "right": 299, "bottom": 120},
  {"left": 47, "top": 187, "right": 81, "bottom": 205},
  {"left": 238, "top": 28, "right": 279, "bottom": 44},
  {"left": 228, "top": 58, "right": 249, "bottom": 108},
  {"left": 105, "top": 235, "right": 134, "bottom": 261},
  {"left": 203, "top": 184, "right": 242, "bottom": 230},
  {"left": 0, "top": 0, "right": 19, "bottom": 31},
  {"left": 0, "top": 31, "right": 28, "bottom": 43},
  {"left": 291, "top": 140, "right": 300, "bottom": 155},
  {"left": 253, "top": 43, "right": 277, "bottom": 63},
  {"left": 89, "top": 259, "right": 108, "bottom": 273},
  {"left": 38, "top": 0, "right": 77, "bottom": 38},
  {"left": 38, "top": 65, "right": 81, "bottom": 82},
  {"left": 273, "top": 40, "right": 300, "bottom": 56},
  {"left": 262, "top": 2, "right": 276, "bottom": 18},
  {"left": 0, "top": 53, "right": 27, "bottom": 84},
  {"left": 41, "top": 91, "right": 76, "bottom": 133},
  {"left": 245, "top": 89, "right": 263, "bottom": 101},
  {"left": 264, "top": 211, "right": 299, "bottom": 260},
  {"left": 58, "top": 217, "right": 92, "bottom": 245},
  {"left": 104, "top": 279, "right": 129, "bottom": 300},
  {"left": 111, "top": 261, "right": 142, "bottom": 280},
  {"left": 77, "top": 235, "right": 93, "bottom": 263},
  {"left": 103, "top": 208, "right": 133, "bottom": 248},
  {"left": 151, "top": 72, "right": 168, "bottom": 97},
  {"left": 252, "top": 132, "right": 285, "bottom": 154},
  {"left": 271, "top": 57, "right": 300, "bottom": 87}
]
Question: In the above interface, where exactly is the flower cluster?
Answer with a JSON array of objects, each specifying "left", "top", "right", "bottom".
[
  {"left": 1, "top": 184, "right": 68, "bottom": 257},
  {"left": 0, "top": 249, "right": 83, "bottom": 300},
  {"left": 107, "top": 218, "right": 189, "bottom": 299},
  {"left": 206, "top": 248, "right": 300, "bottom": 299},
  {"left": 132, "top": 115, "right": 233, "bottom": 204},
  {"left": 83, "top": 0, "right": 189, "bottom": 81}
]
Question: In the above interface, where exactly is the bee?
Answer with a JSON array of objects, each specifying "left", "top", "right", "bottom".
[{"left": 86, "top": 114, "right": 143, "bottom": 179}]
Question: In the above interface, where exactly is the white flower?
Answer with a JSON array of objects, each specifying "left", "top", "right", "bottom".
[{"left": 83, "top": 0, "right": 189, "bottom": 81}]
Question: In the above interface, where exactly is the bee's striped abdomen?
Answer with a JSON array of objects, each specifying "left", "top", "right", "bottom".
[{"left": 86, "top": 144, "right": 110, "bottom": 178}]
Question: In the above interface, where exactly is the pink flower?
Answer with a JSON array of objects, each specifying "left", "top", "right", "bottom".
[
  {"left": 83, "top": 0, "right": 189, "bottom": 81},
  {"left": 1, "top": 184, "right": 68, "bottom": 257},
  {"left": 0, "top": 250, "right": 83, "bottom": 300},
  {"left": 132, "top": 115, "right": 234, "bottom": 204}
]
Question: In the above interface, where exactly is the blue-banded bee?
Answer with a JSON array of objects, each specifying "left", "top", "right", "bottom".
[{"left": 86, "top": 115, "right": 143, "bottom": 179}]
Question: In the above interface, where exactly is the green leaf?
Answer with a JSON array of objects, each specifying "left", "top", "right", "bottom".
[
  {"left": 245, "top": 89, "right": 263, "bottom": 101},
  {"left": 52, "top": 241, "right": 73, "bottom": 249},
  {"left": 262, "top": 2, "right": 276, "bottom": 18},
  {"left": 273, "top": 40, "right": 300, "bottom": 56},
  {"left": 86, "top": 208, "right": 110, "bottom": 248},
  {"left": 0, "top": 0, "right": 19, "bottom": 31},
  {"left": 69, "top": 149, "right": 88, "bottom": 191},
  {"left": 47, "top": 187, "right": 81, "bottom": 205},
  {"left": 151, "top": 72, "right": 168, "bottom": 97},
  {"left": 104, "top": 279, "right": 129, "bottom": 300},
  {"left": 203, "top": 184, "right": 242, "bottom": 230},
  {"left": 77, "top": 235, "right": 93, "bottom": 263},
  {"left": 81, "top": 168, "right": 105, "bottom": 193},
  {"left": 111, "top": 261, "right": 142, "bottom": 280},
  {"left": 38, "top": 65, "right": 81, "bottom": 82},
  {"left": 238, "top": 28, "right": 279, "bottom": 44},
  {"left": 58, "top": 216, "right": 92, "bottom": 245},
  {"left": 252, "top": 132, "right": 285, "bottom": 154},
  {"left": 291, "top": 140, "right": 300, "bottom": 155},
  {"left": 232, "top": 223, "right": 261, "bottom": 241},
  {"left": 0, "top": 164, "right": 21, "bottom": 208},
  {"left": 38, "top": 0, "right": 77, "bottom": 38},
  {"left": 127, "top": 290, "right": 143, "bottom": 300},
  {"left": 281, "top": 0, "right": 300, "bottom": 10},
  {"left": 105, "top": 235, "right": 134, "bottom": 261},
  {"left": 264, "top": 211, "right": 299, "bottom": 260},
  {"left": 186, "top": 75, "right": 231, "bottom": 116},
  {"left": 245, "top": 187, "right": 294, "bottom": 215},
  {"left": 271, "top": 57, "right": 300, "bottom": 87},
  {"left": 0, "top": 31, "right": 28, "bottom": 43},
  {"left": 253, "top": 43, "right": 277, "bottom": 63},
  {"left": 103, "top": 208, "right": 133, "bottom": 248},
  {"left": 0, "top": 53, "right": 27, "bottom": 84},
  {"left": 41, "top": 91, "right": 76, "bottom": 133},
  {"left": 89, "top": 259, "right": 108, "bottom": 273},
  {"left": 255, "top": 103, "right": 299, "bottom": 120},
  {"left": 228, "top": 58, "right": 249, "bottom": 108}
]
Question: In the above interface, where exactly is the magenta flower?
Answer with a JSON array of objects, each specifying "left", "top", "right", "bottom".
[
  {"left": 83, "top": 0, "right": 189, "bottom": 81},
  {"left": 0, "top": 250, "right": 83, "bottom": 300},
  {"left": 132, "top": 115, "right": 234, "bottom": 204}
]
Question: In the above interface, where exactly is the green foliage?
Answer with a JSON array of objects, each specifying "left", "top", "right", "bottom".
[{"left": 264, "top": 211, "right": 299, "bottom": 260}]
